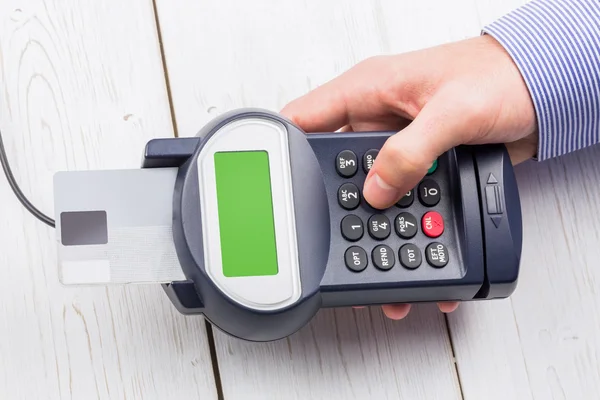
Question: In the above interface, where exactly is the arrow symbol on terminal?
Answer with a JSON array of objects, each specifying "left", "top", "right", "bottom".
[
  {"left": 490, "top": 215, "right": 502, "bottom": 228},
  {"left": 487, "top": 173, "right": 498, "bottom": 184}
]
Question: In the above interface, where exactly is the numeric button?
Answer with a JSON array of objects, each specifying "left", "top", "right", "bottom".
[
  {"left": 338, "top": 183, "right": 360, "bottom": 210},
  {"left": 396, "top": 189, "right": 414, "bottom": 208},
  {"left": 418, "top": 179, "right": 441, "bottom": 207},
  {"left": 341, "top": 215, "right": 364, "bottom": 241},
  {"left": 363, "top": 149, "right": 378, "bottom": 173},
  {"left": 345, "top": 246, "right": 368, "bottom": 272},
  {"left": 395, "top": 212, "right": 418, "bottom": 239},
  {"left": 399, "top": 244, "right": 422, "bottom": 269},
  {"left": 372, "top": 245, "right": 395, "bottom": 271},
  {"left": 368, "top": 214, "right": 391, "bottom": 240},
  {"left": 426, "top": 243, "right": 448, "bottom": 268},
  {"left": 336, "top": 150, "right": 358, "bottom": 177}
]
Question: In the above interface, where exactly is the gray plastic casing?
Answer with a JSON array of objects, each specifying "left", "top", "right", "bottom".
[{"left": 141, "top": 108, "right": 523, "bottom": 342}]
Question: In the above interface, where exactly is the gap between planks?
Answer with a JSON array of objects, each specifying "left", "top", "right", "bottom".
[
  {"left": 150, "top": 0, "right": 224, "bottom": 398},
  {"left": 152, "top": 0, "right": 180, "bottom": 138},
  {"left": 444, "top": 314, "right": 466, "bottom": 399}
]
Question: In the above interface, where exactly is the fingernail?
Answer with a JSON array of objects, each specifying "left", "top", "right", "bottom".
[
  {"left": 364, "top": 173, "right": 401, "bottom": 208},
  {"left": 438, "top": 302, "right": 460, "bottom": 313},
  {"left": 382, "top": 304, "right": 411, "bottom": 320}
]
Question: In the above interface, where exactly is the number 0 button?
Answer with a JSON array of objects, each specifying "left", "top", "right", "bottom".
[
  {"left": 345, "top": 246, "right": 368, "bottom": 272},
  {"left": 336, "top": 150, "right": 358, "bottom": 177},
  {"left": 418, "top": 179, "right": 441, "bottom": 207},
  {"left": 338, "top": 183, "right": 360, "bottom": 210},
  {"left": 341, "top": 215, "right": 364, "bottom": 241}
]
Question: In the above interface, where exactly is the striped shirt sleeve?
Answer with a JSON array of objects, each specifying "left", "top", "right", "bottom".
[{"left": 482, "top": 0, "right": 600, "bottom": 161}]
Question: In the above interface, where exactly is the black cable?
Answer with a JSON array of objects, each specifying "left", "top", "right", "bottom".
[{"left": 0, "top": 128, "right": 55, "bottom": 228}]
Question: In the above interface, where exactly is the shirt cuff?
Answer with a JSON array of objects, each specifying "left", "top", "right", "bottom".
[{"left": 482, "top": 0, "right": 600, "bottom": 161}]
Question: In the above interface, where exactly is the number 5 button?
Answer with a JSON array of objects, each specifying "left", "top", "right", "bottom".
[{"left": 418, "top": 179, "right": 440, "bottom": 207}]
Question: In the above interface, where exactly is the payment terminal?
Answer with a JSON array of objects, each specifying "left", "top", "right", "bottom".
[{"left": 53, "top": 108, "right": 523, "bottom": 342}]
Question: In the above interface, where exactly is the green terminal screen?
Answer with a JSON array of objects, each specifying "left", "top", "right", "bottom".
[{"left": 214, "top": 151, "right": 279, "bottom": 277}]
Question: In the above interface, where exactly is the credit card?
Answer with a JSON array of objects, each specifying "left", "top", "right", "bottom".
[{"left": 53, "top": 168, "right": 185, "bottom": 285}]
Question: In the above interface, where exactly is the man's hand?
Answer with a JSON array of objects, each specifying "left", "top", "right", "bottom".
[{"left": 281, "top": 35, "right": 538, "bottom": 320}]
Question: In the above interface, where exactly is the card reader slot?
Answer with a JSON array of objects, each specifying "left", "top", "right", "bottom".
[
  {"left": 143, "top": 137, "right": 202, "bottom": 168},
  {"left": 450, "top": 146, "right": 486, "bottom": 297},
  {"left": 472, "top": 144, "right": 523, "bottom": 299}
]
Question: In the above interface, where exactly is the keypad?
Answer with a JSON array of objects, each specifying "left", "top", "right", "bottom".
[{"left": 336, "top": 150, "right": 448, "bottom": 273}]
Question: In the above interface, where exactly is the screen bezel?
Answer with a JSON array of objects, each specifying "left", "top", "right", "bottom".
[{"left": 196, "top": 117, "right": 301, "bottom": 311}]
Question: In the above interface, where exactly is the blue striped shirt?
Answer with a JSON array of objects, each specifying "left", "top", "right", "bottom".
[{"left": 482, "top": 0, "right": 600, "bottom": 161}]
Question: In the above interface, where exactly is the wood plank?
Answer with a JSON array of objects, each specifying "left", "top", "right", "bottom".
[
  {"left": 0, "top": 1, "right": 217, "bottom": 399},
  {"left": 215, "top": 305, "right": 460, "bottom": 399},
  {"left": 154, "top": 1, "right": 491, "bottom": 398},
  {"left": 154, "top": 0, "right": 483, "bottom": 136},
  {"left": 450, "top": 146, "right": 600, "bottom": 399}
]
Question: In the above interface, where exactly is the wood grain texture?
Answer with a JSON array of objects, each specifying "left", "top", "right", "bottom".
[
  {"left": 450, "top": 146, "right": 600, "bottom": 400},
  {"left": 154, "top": 0, "right": 483, "bottom": 137},
  {"left": 154, "top": 1, "right": 489, "bottom": 398},
  {"left": 213, "top": 305, "right": 461, "bottom": 400},
  {"left": 0, "top": 1, "right": 217, "bottom": 399}
]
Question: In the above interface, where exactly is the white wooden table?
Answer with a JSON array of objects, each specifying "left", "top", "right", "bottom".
[{"left": 1, "top": 1, "right": 599, "bottom": 399}]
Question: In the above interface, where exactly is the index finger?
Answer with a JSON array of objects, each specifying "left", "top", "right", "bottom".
[{"left": 280, "top": 56, "right": 397, "bottom": 132}]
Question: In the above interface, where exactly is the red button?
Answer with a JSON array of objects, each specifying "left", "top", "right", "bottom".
[{"left": 422, "top": 211, "right": 444, "bottom": 238}]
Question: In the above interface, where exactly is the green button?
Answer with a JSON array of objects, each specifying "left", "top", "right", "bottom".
[{"left": 427, "top": 159, "right": 438, "bottom": 175}]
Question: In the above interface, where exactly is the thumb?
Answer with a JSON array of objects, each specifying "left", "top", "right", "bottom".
[{"left": 363, "top": 96, "right": 469, "bottom": 209}]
